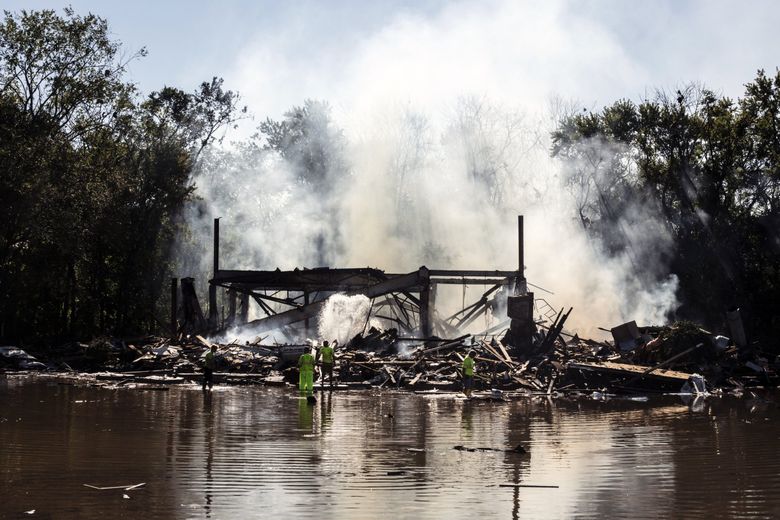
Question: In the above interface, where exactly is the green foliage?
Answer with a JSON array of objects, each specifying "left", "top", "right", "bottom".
[
  {"left": 257, "top": 99, "right": 348, "bottom": 264},
  {"left": 0, "top": 8, "right": 242, "bottom": 343},
  {"left": 552, "top": 72, "right": 780, "bottom": 349},
  {"left": 258, "top": 99, "right": 346, "bottom": 187}
]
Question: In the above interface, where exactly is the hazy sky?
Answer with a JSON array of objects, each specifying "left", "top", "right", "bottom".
[
  {"left": 6, "top": 1, "right": 779, "bottom": 126},
  {"left": 9, "top": 1, "right": 773, "bottom": 327}
]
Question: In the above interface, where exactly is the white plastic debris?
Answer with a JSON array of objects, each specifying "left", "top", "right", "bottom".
[
  {"left": 711, "top": 335, "right": 730, "bottom": 350},
  {"left": 681, "top": 373, "right": 708, "bottom": 395}
]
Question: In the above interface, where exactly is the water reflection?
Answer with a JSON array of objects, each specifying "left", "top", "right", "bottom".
[
  {"left": 203, "top": 391, "right": 214, "bottom": 519},
  {"left": 0, "top": 378, "right": 778, "bottom": 519}
]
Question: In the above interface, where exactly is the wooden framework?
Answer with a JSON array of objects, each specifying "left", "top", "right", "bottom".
[
  {"left": 196, "top": 216, "right": 528, "bottom": 338},
  {"left": 210, "top": 266, "right": 518, "bottom": 337}
]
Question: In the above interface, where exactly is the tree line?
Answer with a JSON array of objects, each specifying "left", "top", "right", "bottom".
[
  {"left": 0, "top": 8, "right": 242, "bottom": 343},
  {"left": 552, "top": 74, "right": 780, "bottom": 350},
  {"left": 1, "top": 8, "right": 778, "bottom": 353}
]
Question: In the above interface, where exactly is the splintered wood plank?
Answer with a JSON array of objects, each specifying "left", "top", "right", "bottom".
[
  {"left": 497, "top": 342, "right": 513, "bottom": 364},
  {"left": 195, "top": 335, "right": 212, "bottom": 348},
  {"left": 568, "top": 361, "right": 691, "bottom": 381}
]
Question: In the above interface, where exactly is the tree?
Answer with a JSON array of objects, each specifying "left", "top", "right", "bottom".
[
  {"left": 258, "top": 99, "right": 346, "bottom": 187},
  {"left": 0, "top": 8, "right": 140, "bottom": 134},
  {"left": 258, "top": 99, "right": 347, "bottom": 265},
  {"left": 0, "top": 8, "right": 242, "bottom": 342},
  {"left": 446, "top": 96, "right": 540, "bottom": 206},
  {"left": 551, "top": 71, "right": 780, "bottom": 350}
]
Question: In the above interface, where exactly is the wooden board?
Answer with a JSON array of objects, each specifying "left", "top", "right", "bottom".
[
  {"left": 567, "top": 361, "right": 692, "bottom": 381},
  {"left": 497, "top": 342, "right": 513, "bottom": 364}
]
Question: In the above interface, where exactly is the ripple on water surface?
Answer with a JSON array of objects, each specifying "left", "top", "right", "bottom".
[{"left": 1, "top": 378, "right": 778, "bottom": 519}]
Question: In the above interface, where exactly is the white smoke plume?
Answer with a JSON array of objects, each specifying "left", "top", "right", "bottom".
[
  {"left": 175, "top": 1, "right": 685, "bottom": 338},
  {"left": 317, "top": 294, "right": 376, "bottom": 344}
]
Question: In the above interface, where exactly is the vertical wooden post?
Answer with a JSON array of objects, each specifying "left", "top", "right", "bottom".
[
  {"left": 208, "top": 285, "right": 217, "bottom": 329},
  {"left": 170, "top": 277, "right": 178, "bottom": 338},
  {"left": 517, "top": 215, "right": 526, "bottom": 295},
  {"left": 227, "top": 288, "right": 237, "bottom": 327},
  {"left": 429, "top": 282, "right": 437, "bottom": 334},
  {"left": 518, "top": 215, "right": 524, "bottom": 277},
  {"left": 213, "top": 217, "right": 220, "bottom": 274},
  {"left": 304, "top": 291, "right": 310, "bottom": 335},
  {"left": 208, "top": 217, "right": 220, "bottom": 328},
  {"left": 419, "top": 267, "right": 432, "bottom": 338},
  {"left": 239, "top": 292, "right": 249, "bottom": 324}
]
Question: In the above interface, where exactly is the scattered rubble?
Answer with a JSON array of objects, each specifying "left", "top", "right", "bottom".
[
  {"left": 2, "top": 317, "right": 777, "bottom": 396},
  {"left": 0, "top": 346, "right": 46, "bottom": 370}
]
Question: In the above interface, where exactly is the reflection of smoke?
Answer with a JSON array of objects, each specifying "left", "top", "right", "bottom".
[{"left": 317, "top": 294, "right": 373, "bottom": 343}]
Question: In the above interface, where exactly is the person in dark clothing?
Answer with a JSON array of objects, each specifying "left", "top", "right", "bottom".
[{"left": 203, "top": 345, "right": 217, "bottom": 390}]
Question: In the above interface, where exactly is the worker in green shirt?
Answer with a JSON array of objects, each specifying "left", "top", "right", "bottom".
[
  {"left": 203, "top": 344, "right": 217, "bottom": 391},
  {"left": 317, "top": 339, "right": 337, "bottom": 389},
  {"left": 298, "top": 347, "right": 315, "bottom": 394},
  {"left": 462, "top": 350, "right": 475, "bottom": 397}
]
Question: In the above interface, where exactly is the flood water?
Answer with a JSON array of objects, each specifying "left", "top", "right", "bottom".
[{"left": 1, "top": 377, "right": 778, "bottom": 519}]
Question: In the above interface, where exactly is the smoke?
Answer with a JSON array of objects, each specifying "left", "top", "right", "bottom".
[
  {"left": 549, "top": 134, "right": 680, "bottom": 330},
  {"left": 175, "top": 0, "right": 684, "bottom": 339},
  {"left": 317, "top": 294, "right": 376, "bottom": 344}
]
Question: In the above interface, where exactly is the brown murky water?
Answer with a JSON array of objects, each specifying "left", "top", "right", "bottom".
[{"left": 1, "top": 376, "right": 778, "bottom": 519}]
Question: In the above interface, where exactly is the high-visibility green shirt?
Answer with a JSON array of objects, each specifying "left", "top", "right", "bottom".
[
  {"left": 299, "top": 352, "right": 314, "bottom": 371},
  {"left": 320, "top": 346, "right": 334, "bottom": 364},
  {"left": 205, "top": 351, "right": 215, "bottom": 369},
  {"left": 462, "top": 356, "right": 474, "bottom": 376}
]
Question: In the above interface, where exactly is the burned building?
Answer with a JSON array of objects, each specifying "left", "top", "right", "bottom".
[{"left": 172, "top": 216, "right": 541, "bottom": 351}]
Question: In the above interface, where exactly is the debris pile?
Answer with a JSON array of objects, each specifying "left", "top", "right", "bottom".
[
  {"left": 0, "top": 346, "right": 46, "bottom": 370},
  {"left": 3, "top": 316, "right": 778, "bottom": 395}
]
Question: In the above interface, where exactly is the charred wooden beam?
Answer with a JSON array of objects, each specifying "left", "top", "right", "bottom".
[
  {"left": 445, "top": 284, "right": 503, "bottom": 323},
  {"left": 457, "top": 299, "right": 491, "bottom": 330},
  {"left": 242, "top": 270, "right": 424, "bottom": 333},
  {"left": 208, "top": 218, "right": 220, "bottom": 328},
  {"left": 428, "top": 269, "right": 517, "bottom": 278},
  {"left": 429, "top": 277, "right": 511, "bottom": 285},
  {"left": 304, "top": 292, "right": 310, "bottom": 334},
  {"left": 170, "top": 278, "right": 178, "bottom": 338},
  {"left": 212, "top": 267, "right": 390, "bottom": 290},
  {"left": 420, "top": 268, "right": 432, "bottom": 338},
  {"left": 401, "top": 291, "right": 421, "bottom": 307},
  {"left": 239, "top": 292, "right": 249, "bottom": 324},
  {"left": 180, "top": 277, "right": 207, "bottom": 333},
  {"left": 253, "top": 292, "right": 302, "bottom": 308},
  {"left": 392, "top": 294, "right": 413, "bottom": 329},
  {"left": 227, "top": 288, "right": 237, "bottom": 327},
  {"left": 518, "top": 215, "right": 524, "bottom": 280},
  {"left": 250, "top": 294, "right": 277, "bottom": 317}
]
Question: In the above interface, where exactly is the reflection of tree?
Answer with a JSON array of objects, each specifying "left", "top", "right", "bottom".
[{"left": 668, "top": 395, "right": 778, "bottom": 518}]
